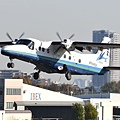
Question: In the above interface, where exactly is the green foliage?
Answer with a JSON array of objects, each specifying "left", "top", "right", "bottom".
[
  {"left": 72, "top": 103, "right": 85, "bottom": 120},
  {"left": 101, "top": 81, "right": 120, "bottom": 93},
  {"left": 84, "top": 103, "right": 98, "bottom": 120}
]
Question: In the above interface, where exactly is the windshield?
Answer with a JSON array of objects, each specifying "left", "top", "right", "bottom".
[
  {"left": 16, "top": 39, "right": 32, "bottom": 46},
  {"left": 16, "top": 39, "right": 34, "bottom": 50}
]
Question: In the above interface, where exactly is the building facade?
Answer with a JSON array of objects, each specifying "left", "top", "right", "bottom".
[
  {"left": 92, "top": 30, "right": 120, "bottom": 87},
  {"left": 0, "top": 78, "right": 83, "bottom": 120}
]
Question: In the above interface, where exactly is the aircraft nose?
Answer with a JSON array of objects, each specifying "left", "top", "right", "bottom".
[{"left": 1, "top": 46, "right": 11, "bottom": 56}]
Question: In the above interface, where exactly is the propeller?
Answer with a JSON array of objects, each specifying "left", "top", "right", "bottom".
[
  {"left": 6, "top": 32, "right": 13, "bottom": 41},
  {"left": 69, "top": 34, "right": 75, "bottom": 39},
  {"left": 55, "top": 32, "right": 74, "bottom": 54},
  {"left": 6, "top": 32, "right": 25, "bottom": 43},
  {"left": 56, "top": 32, "right": 62, "bottom": 41},
  {"left": 19, "top": 32, "right": 25, "bottom": 39}
]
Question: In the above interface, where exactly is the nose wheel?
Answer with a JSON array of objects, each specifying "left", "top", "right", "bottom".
[{"left": 7, "top": 62, "right": 14, "bottom": 68}]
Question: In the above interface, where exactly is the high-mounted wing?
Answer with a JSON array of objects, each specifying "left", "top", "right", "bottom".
[
  {"left": 51, "top": 37, "right": 120, "bottom": 52},
  {"left": 73, "top": 41, "right": 120, "bottom": 52},
  {"left": 0, "top": 41, "right": 13, "bottom": 47}
]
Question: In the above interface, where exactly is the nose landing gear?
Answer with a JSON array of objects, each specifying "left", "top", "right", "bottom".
[
  {"left": 7, "top": 62, "right": 14, "bottom": 68},
  {"left": 7, "top": 58, "right": 15, "bottom": 68}
]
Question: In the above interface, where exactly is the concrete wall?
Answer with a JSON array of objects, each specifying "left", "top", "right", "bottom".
[{"left": 5, "top": 110, "right": 32, "bottom": 120}]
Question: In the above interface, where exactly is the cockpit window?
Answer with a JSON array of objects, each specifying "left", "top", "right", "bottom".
[
  {"left": 16, "top": 39, "right": 32, "bottom": 45},
  {"left": 16, "top": 39, "right": 34, "bottom": 50}
]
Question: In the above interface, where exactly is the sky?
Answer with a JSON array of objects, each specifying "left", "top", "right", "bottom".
[{"left": 0, "top": 0, "right": 120, "bottom": 83}]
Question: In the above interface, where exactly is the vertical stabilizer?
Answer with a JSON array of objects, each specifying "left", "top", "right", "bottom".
[{"left": 96, "top": 37, "right": 111, "bottom": 66}]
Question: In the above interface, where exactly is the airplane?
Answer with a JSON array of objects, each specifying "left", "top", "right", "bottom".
[{"left": 0, "top": 32, "right": 120, "bottom": 80}]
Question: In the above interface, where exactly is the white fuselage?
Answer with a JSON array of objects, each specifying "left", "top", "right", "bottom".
[{"left": 1, "top": 38, "right": 108, "bottom": 75}]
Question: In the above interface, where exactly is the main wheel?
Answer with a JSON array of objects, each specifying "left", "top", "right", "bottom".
[
  {"left": 33, "top": 72, "right": 39, "bottom": 79},
  {"left": 65, "top": 72, "right": 72, "bottom": 80}
]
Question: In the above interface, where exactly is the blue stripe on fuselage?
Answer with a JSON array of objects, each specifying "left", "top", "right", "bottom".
[{"left": 1, "top": 49, "right": 103, "bottom": 75}]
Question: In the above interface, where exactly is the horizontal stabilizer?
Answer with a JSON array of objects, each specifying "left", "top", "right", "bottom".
[{"left": 103, "top": 66, "right": 120, "bottom": 70}]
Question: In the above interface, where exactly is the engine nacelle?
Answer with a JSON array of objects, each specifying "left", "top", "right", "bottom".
[{"left": 61, "top": 39, "right": 73, "bottom": 49}]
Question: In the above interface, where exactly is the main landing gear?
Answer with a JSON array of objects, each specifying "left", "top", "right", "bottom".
[
  {"left": 65, "top": 71, "right": 71, "bottom": 80},
  {"left": 63, "top": 64, "right": 72, "bottom": 80},
  {"left": 33, "top": 70, "right": 40, "bottom": 79}
]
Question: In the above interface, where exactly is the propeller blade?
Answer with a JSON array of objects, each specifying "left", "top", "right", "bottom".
[
  {"left": 6, "top": 32, "right": 13, "bottom": 41},
  {"left": 54, "top": 46, "right": 62, "bottom": 54},
  {"left": 56, "top": 32, "right": 62, "bottom": 41},
  {"left": 19, "top": 32, "right": 25, "bottom": 39},
  {"left": 69, "top": 34, "right": 75, "bottom": 39},
  {"left": 63, "top": 46, "right": 71, "bottom": 54}
]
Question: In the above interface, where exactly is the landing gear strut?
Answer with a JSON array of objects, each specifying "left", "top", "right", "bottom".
[
  {"left": 63, "top": 64, "right": 72, "bottom": 80},
  {"left": 33, "top": 70, "right": 40, "bottom": 79}
]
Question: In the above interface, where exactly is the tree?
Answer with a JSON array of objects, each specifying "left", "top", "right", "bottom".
[
  {"left": 84, "top": 103, "right": 98, "bottom": 120},
  {"left": 101, "top": 81, "right": 119, "bottom": 93},
  {"left": 72, "top": 103, "right": 85, "bottom": 120}
]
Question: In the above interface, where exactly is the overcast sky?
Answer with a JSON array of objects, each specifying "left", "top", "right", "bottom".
[{"left": 0, "top": 0, "right": 120, "bottom": 83}]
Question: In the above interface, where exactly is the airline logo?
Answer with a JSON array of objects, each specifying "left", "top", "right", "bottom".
[{"left": 96, "top": 50, "right": 109, "bottom": 62}]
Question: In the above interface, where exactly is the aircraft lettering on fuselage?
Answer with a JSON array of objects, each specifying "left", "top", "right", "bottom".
[{"left": 89, "top": 61, "right": 97, "bottom": 67}]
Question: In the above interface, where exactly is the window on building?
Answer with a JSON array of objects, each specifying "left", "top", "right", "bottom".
[
  {"left": 6, "top": 102, "right": 13, "bottom": 109},
  {"left": 6, "top": 88, "right": 21, "bottom": 95}
]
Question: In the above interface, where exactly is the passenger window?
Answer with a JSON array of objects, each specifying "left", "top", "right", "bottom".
[
  {"left": 47, "top": 49, "right": 49, "bottom": 53},
  {"left": 69, "top": 56, "right": 71, "bottom": 60},
  {"left": 39, "top": 47, "right": 41, "bottom": 51},
  {"left": 42, "top": 48, "right": 45, "bottom": 52},
  {"left": 79, "top": 59, "right": 81, "bottom": 63}
]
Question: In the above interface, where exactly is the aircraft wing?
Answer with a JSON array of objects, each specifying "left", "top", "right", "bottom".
[
  {"left": 0, "top": 41, "right": 13, "bottom": 47},
  {"left": 52, "top": 41, "right": 120, "bottom": 52},
  {"left": 103, "top": 66, "right": 120, "bottom": 70},
  {"left": 73, "top": 42, "right": 120, "bottom": 51}
]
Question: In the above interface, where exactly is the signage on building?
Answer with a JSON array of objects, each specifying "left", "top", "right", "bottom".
[{"left": 30, "top": 93, "right": 41, "bottom": 100}]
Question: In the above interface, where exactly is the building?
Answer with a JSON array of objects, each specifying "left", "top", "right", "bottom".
[
  {"left": 0, "top": 78, "right": 83, "bottom": 120},
  {"left": 0, "top": 70, "right": 21, "bottom": 79},
  {"left": 76, "top": 93, "right": 120, "bottom": 120},
  {"left": 92, "top": 30, "right": 120, "bottom": 87},
  {"left": 1, "top": 77, "right": 120, "bottom": 120}
]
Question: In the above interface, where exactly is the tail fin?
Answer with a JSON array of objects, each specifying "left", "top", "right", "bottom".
[{"left": 96, "top": 37, "right": 111, "bottom": 66}]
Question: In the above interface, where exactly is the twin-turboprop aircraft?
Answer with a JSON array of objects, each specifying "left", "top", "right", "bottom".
[{"left": 0, "top": 32, "right": 120, "bottom": 80}]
